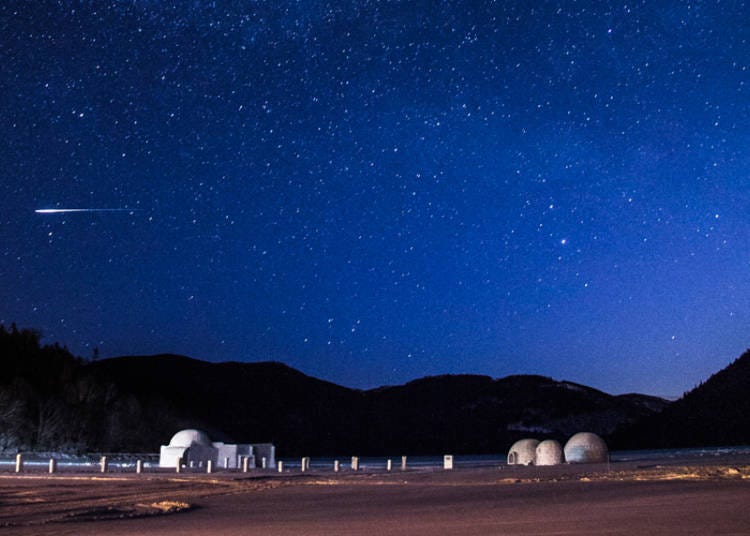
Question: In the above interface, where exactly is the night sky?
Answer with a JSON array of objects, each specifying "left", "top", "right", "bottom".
[{"left": 2, "top": 1, "right": 749, "bottom": 398}]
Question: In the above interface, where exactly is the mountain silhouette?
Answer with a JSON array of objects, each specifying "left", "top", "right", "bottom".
[
  {"left": 88, "top": 354, "right": 666, "bottom": 456},
  {"left": 613, "top": 349, "right": 750, "bottom": 449}
]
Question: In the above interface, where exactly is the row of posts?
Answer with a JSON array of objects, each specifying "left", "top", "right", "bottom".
[
  {"left": 297, "top": 455, "right": 455, "bottom": 472},
  {"left": 12, "top": 453, "right": 456, "bottom": 474},
  {"left": 11, "top": 454, "right": 270, "bottom": 475},
  {"left": 13, "top": 454, "right": 115, "bottom": 474}
]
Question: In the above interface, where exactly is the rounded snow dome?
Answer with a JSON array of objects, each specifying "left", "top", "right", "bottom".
[
  {"left": 564, "top": 432, "right": 609, "bottom": 464},
  {"left": 535, "top": 439, "right": 564, "bottom": 466},
  {"left": 168, "top": 429, "right": 212, "bottom": 448},
  {"left": 507, "top": 438, "right": 539, "bottom": 465}
]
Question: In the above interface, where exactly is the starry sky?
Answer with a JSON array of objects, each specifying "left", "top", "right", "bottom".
[{"left": 2, "top": 1, "right": 749, "bottom": 398}]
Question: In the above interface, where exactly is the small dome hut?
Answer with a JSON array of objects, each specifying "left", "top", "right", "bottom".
[
  {"left": 563, "top": 432, "right": 609, "bottom": 463},
  {"left": 535, "top": 439, "right": 564, "bottom": 466},
  {"left": 168, "top": 429, "right": 213, "bottom": 448},
  {"left": 507, "top": 438, "right": 540, "bottom": 465}
]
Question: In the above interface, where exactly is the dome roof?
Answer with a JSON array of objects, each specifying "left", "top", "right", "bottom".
[
  {"left": 168, "top": 429, "right": 213, "bottom": 448},
  {"left": 535, "top": 439, "right": 564, "bottom": 466},
  {"left": 507, "top": 438, "right": 539, "bottom": 465},
  {"left": 564, "top": 432, "right": 609, "bottom": 463}
]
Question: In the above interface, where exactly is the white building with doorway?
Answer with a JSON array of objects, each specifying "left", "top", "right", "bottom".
[{"left": 159, "top": 429, "right": 275, "bottom": 469}]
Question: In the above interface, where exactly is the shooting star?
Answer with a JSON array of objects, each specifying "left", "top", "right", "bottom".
[{"left": 35, "top": 208, "right": 139, "bottom": 214}]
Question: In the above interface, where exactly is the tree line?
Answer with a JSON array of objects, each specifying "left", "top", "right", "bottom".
[{"left": 0, "top": 324, "right": 170, "bottom": 453}]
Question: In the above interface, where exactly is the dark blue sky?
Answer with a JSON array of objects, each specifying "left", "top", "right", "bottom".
[{"left": 2, "top": 1, "right": 748, "bottom": 397}]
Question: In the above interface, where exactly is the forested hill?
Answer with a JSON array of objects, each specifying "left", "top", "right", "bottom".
[
  {"left": 613, "top": 349, "right": 750, "bottom": 449},
  {"left": 0, "top": 324, "right": 175, "bottom": 452},
  {"left": 0, "top": 325, "right": 671, "bottom": 455}
]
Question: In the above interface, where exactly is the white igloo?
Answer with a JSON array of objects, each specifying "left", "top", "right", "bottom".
[
  {"left": 168, "top": 429, "right": 212, "bottom": 448},
  {"left": 159, "top": 429, "right": 276, "bottom": 470},
  {"left": 159, "top": 429, "right": 218, "bottom": 468},
  {"left": 507, "top": 438, "right": 540, "bottom": 465},
  {"left": 535, "top": 439, "right": 564, "bottom": 466},
  {"left": 563, "top": 432, "right": 609, "bottom": 464}
]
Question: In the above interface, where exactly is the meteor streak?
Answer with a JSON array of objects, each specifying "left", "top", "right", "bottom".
[{"left": 35, "top": 208, "right": 138, "bottom": 214}]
